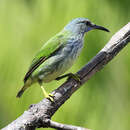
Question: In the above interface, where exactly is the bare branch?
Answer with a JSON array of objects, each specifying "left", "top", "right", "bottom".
[
  {"left": 2, "top": 23, "right": 130, "bottom": 130},
  {"left": 44, "top": 119, "right": 90, "bottom": 130}
]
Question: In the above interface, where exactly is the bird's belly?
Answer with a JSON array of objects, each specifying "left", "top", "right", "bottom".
[{"left": 40, "top": 54, "right": 76, "bottom": 83}]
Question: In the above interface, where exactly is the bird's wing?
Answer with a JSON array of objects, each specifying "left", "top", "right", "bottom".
[{"left": 24, "top": 31, "right": 69, "bottom": 83}]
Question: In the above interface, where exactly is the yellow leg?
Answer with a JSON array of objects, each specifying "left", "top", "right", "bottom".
[{"left": 40, "top": 85, "right": 54, "bottom": 102}]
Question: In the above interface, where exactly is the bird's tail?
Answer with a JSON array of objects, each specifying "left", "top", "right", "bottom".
[
  {"left": 16, "top": 78, "right": 33, "bottom": 98},
  {"left": 16, "top": 84, "right": 29, "bottom": 98}
]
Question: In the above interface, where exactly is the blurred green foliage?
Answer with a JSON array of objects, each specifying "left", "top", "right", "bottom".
[{"left": 0, "top": 0, "right": 130, "bottom": 130}]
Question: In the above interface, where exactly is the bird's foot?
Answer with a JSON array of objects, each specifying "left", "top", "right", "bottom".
[
  {"left": 40, "top": 85, "right": 54, "bottom": 102},
  {"left": 45, "top": 93, "right": 54, "bottom": 102},
  {"left": 56, "top": 73, "right": 81, "bottom": 84},
  {"left": 68, "top": 73, "right": 81, "bottom": 84}
]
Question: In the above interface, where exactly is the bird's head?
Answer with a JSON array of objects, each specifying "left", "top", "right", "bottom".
[{"left": 64, "top": 18, "right": 109, "bottom": 35}]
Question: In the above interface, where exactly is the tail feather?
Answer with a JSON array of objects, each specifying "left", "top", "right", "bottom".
[
  {"left": 16, "top": 85, "right": 28, "bottom": 98},
  {"left": 17, "top": 78, "right": 33, "bottom": 98}
]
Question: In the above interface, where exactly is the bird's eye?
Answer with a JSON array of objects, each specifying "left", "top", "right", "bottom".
[
  {"left": 77, "top": 21, "right": 91, "bottom": 26},
  {"left": 85, "top": 21, "right": 91, "bottom": 26}
]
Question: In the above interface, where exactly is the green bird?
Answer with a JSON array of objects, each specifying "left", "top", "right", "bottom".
[{"left": 16, "top": 18, "right": 109, "bottom": 101}]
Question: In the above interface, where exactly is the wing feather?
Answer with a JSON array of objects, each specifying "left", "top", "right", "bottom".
[
  {"left": 23, "top": 31, "right": 69, "bottom": 83},
  {"left": 24, "top": 56, "right": 47, "bottom": 82}
]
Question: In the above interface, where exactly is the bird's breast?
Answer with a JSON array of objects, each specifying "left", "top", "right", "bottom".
[
  {"left": 63, "top": 39, "right": 83, "bottom": 59},
  {"left": 57, "top": 39, "right": 83, "bottom": 71}
]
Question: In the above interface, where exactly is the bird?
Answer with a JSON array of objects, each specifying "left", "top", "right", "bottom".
[{"left": 16, "top": 18, "right": 109, "bottom": 101}]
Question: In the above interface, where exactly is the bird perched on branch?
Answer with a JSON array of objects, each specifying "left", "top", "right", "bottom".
[{"left": 16, "top": 18, "right": 109, "bottom": 101}]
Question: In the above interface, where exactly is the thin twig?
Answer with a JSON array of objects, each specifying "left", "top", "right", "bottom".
[{"left": 44, "top": 119, "right": 90, "bottom": 130}]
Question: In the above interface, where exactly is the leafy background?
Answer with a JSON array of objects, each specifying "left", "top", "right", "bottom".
[{"left": 0, "top": 0, "right": 130, "bottom": 130}]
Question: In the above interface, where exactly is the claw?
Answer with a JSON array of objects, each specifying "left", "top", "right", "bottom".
[
  {"left": 40, "top": 85, "right": 54, "bottom": 102},
  {"left": 46, "top": 93, "right": 54, "bottom": 102},
  {"left": 56, "top": 73, "right": 81, "bottom": 83},
  {"left": 68, "top": 73, "right": 81, "bottom": 84}
]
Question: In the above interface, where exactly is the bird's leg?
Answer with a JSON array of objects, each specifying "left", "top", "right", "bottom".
[
  {"left": 38, "top": 81, "right": 54, "bottom": 101},
  {"left": 56, "top": 73, "right": 81, "bottom": 84},
  {"left": 56, "top": 73, "right": 72, "bottom": 80}
]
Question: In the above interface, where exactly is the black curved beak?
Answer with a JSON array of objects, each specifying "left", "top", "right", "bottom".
[{"left": 93, "top": 24, "right": 110, "bottom": 32}]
